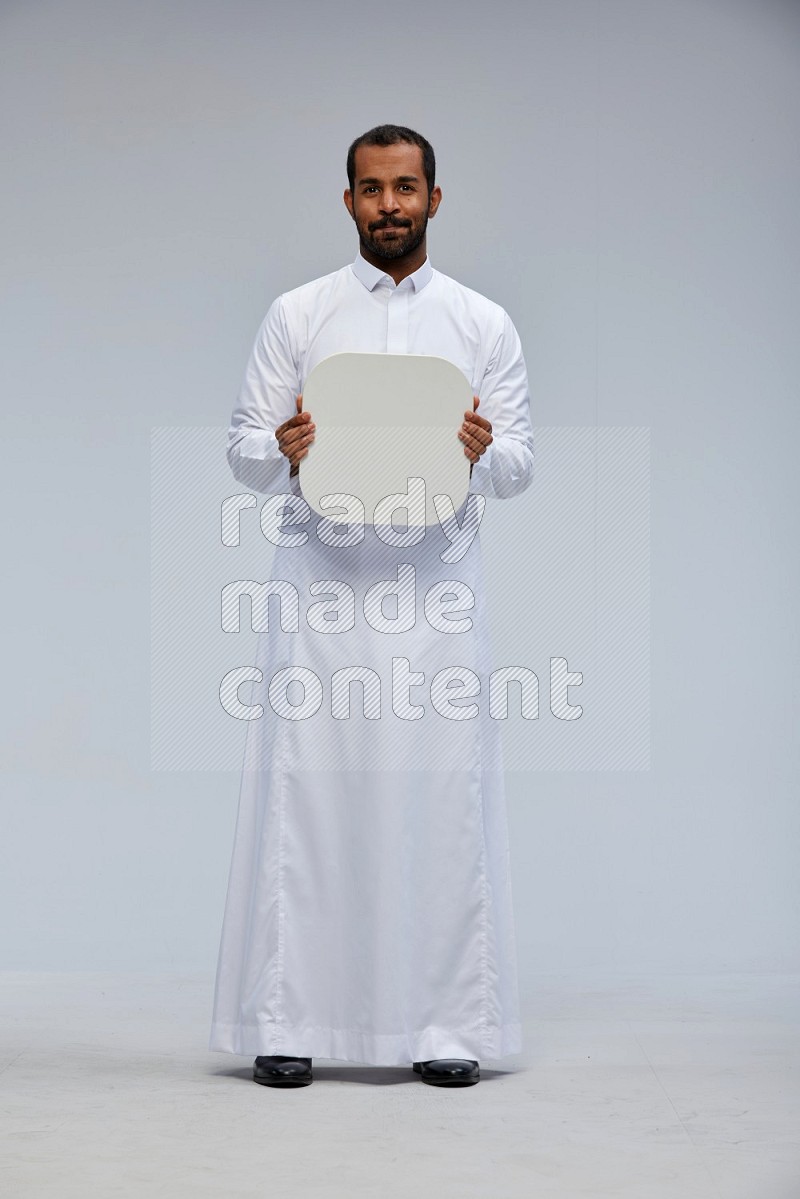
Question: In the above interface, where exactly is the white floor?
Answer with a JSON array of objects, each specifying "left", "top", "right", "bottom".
[{"left": 1, "top": 971, "right": 798, "bottom": 1198}]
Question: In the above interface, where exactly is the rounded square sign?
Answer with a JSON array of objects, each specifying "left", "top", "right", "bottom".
[{"left": 299, "top": 352, "right": 472, "bottom": 526}]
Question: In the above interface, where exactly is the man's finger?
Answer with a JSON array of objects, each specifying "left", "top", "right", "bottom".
[
  {"left": 276, "top": 411, "right": 312, "bottom": 437},
  {"left": 459, "top": 426, "right": 491, "bottom": 459},
  {"left": 290, "top": 445, "right": 311, "bottom": 467},
  {"left": 460, "top": 421, "right": 492, "bottom": 445},
  {"left": 281, "top": 425, "right": 315, "bottom": 449},
  {"left": 464, "top": 409, "right": 492, "bottom": 432},
  {"left": 459, "top": 430, "right": 486, "bottom": 453},
  {"left": 463, "top": 425, "right": 492, "bottom": 444}
]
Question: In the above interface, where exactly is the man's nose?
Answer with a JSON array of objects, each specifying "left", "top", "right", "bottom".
[{"left": 379, "top": 192, "right": 400, "bottom": 213}]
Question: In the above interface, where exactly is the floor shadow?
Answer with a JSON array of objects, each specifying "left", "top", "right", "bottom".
[{"left": 210, "top": 1065, "right": 514, "bottom": 1086}]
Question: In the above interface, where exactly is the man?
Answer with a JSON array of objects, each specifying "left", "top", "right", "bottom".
[{"left": 210, "top": 124, "right": 534, "bottom": 1088}]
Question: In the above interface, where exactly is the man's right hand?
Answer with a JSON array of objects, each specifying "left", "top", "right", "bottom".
[{"left": 275, "top": 394, "right": 315, "bottom": 476}]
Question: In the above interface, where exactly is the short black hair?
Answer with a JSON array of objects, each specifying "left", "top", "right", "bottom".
[{"left": 347, "top": 124, "right": 436, "bottom": 198}]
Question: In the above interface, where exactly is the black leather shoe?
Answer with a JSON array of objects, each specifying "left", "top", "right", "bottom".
[
  {"left": 412, "top": 1059, "right": 480, "bottom": 1086},
  {"left": 253, "top": 1055, "right": 313, "bottom": 1087}
]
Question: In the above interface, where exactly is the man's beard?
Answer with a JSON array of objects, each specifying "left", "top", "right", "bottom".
[{"left": 358, "top": 214, "right": 428, "bottom": 261}]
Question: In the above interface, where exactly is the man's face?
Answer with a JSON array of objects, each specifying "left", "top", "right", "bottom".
[{"left": 344, "top": 142, "right": 441, "bottom": 260}]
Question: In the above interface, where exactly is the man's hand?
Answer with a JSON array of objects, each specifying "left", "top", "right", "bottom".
[
  {"left": 459, "top": 396, "right": 492, "bottom": 467},
  {"left": 275, "top": 394, "right": 315, "bottom": 476}
]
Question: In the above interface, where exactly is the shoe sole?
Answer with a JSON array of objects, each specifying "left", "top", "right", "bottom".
[
  {"left": 420, "top": 1077, "right": 479, "bottom": 1087},
  {"left": 253, "top": 1076, "right": 313, "bottom": 1087}
]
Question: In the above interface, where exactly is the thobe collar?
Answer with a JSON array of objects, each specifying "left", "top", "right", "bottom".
[{"left": 351, "top": 250, "right": 433, "bottom": 293}]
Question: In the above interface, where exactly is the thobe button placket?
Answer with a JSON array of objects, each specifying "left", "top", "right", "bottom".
[{"left": 385, "top": 279, "right": 411, "bottom": 355}]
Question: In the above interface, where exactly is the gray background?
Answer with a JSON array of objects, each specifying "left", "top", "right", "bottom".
[{"left": 2, "top": 0, "right": 798, "bottom": 991}]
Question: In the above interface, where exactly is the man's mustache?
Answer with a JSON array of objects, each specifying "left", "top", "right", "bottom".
[{"left": 370, "top": 219, "right": 411, "bottom": 230}]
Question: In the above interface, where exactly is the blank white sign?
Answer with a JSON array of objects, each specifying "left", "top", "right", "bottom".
[{"left": 299, "top": 352, "right": 472, "bottom": 526}]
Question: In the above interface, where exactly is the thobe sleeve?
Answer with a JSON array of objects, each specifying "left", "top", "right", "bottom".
[
  {"left": 226, "top": 295, "right": 303, "bottom": 496},
  {"left": 468, "top": 310, "right": 535, "bottom": 500}
]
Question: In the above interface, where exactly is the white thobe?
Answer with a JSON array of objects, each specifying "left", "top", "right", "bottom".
[{"left": 210, "top": 251, "right": 535, "bottom": 1064}]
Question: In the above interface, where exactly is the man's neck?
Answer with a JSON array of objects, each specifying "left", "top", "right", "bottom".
[{"left": 358, "top": 238, "right": 428, "bottom": 286}]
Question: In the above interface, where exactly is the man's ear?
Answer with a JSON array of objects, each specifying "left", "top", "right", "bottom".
[
  {"left": 428, "top": 184, "right": 443, "bottom": 218},
  {"left": 343, "top": 189, "right": 355, "bottom": 220}
]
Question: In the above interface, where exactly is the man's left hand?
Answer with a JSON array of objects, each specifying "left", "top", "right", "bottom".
[{"left": 459, "top": 396, "right": 493, "bottom": 464}]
